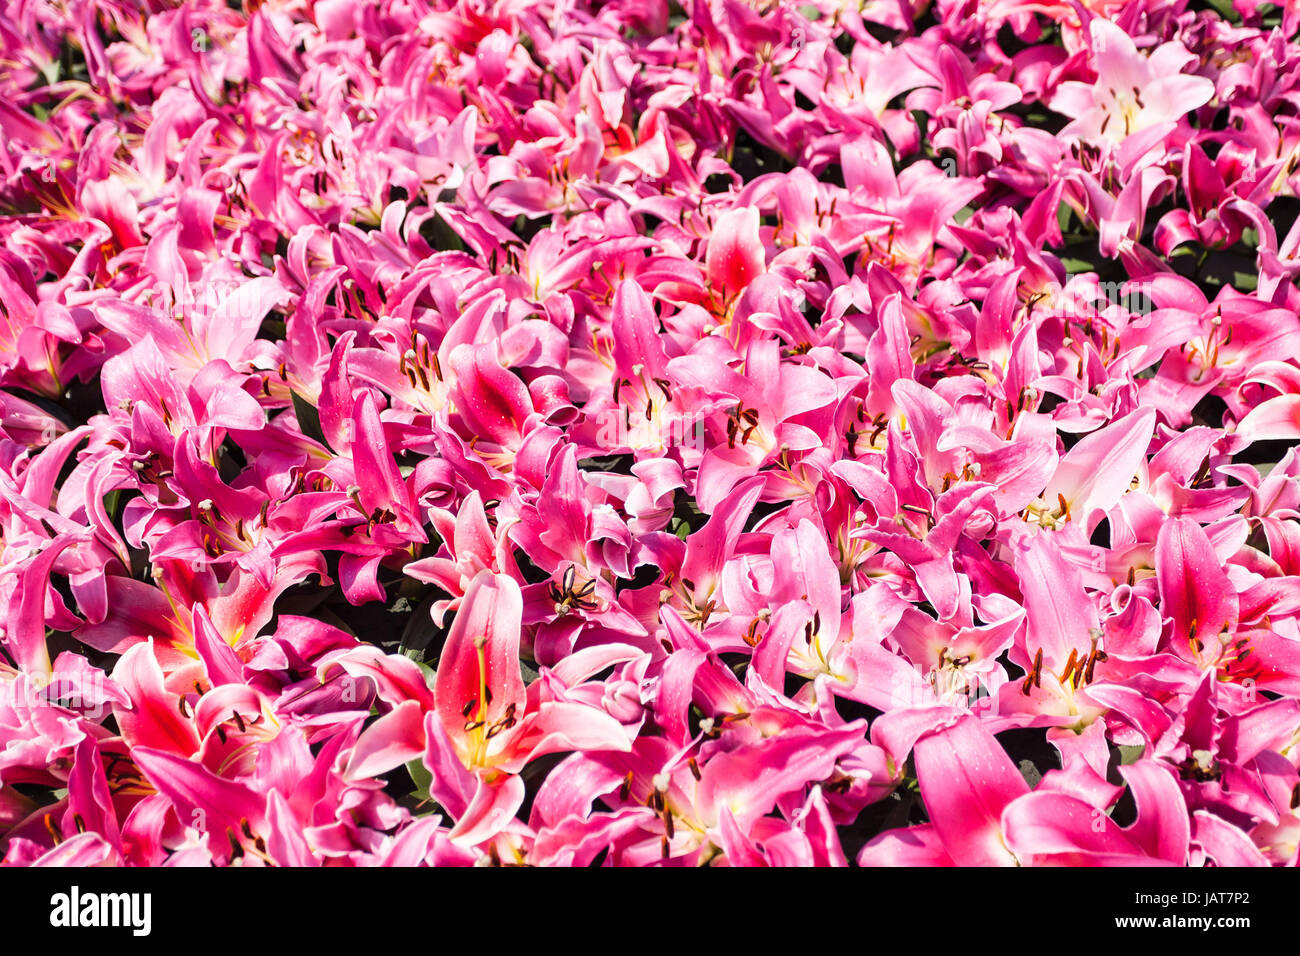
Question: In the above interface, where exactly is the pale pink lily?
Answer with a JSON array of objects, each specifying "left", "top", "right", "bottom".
[
  {"left": 1022, "top": 405, "right": 1156, "bottom": 535},
  {"left": 1050, "top": 19, "right": 1215, "bottom": 144},
  {"left": 668, "top": 338, "right": 838, "bottom": 512}
]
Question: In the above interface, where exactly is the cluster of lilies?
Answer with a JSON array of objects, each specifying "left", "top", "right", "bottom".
[{"left": 2, "top": 0, "right": 1300, "bottom": 865}]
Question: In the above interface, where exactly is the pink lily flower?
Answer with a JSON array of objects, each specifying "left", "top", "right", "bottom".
[
  {"left": 860, "top": 712, "right": 1190, "bottom": 865},
  {"left": 1050, "top": 19, "right": 1215, "bottom": 144},
  {"left": 423, "top": 570, "right": 632, "bottom": 846},
  {"left": 669, "top": 338, "right": 838, "bottom": 512}
]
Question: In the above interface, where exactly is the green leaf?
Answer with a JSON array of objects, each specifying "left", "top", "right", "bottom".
[
  {"left": 1056, "top": 202, "right": 1072, "bottom": 234},
  {"left": 419, "top": 213, "right": 466, "bottom": 253},
  {"left": 1204, "top": 0, "right": 1241, "bottom": 21},
  {"left": 397, "top": 592, "right": 444, "bottom": 663},
  {"left": 1018, "top": 759, "right": 1043, "bottom": 788},
  {"left": 1058, "top": 257, "right": 1095, "bottom": 274},
  {"left": 291, "top": 390, "right": 334, "bottom": 453},
  {"left": 577, "top": 453, "right": 634, "bottom": 473},
  {"left": 1117, "top": 744, "right": 1145, "bottom": 765},
  {"left": 405, "top": 757, "right": 433, "bottom": 802}
]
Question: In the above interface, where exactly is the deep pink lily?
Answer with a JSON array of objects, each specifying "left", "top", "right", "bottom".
[{"left": 859, "top": 712, "right": 1190, "bottom": 865}]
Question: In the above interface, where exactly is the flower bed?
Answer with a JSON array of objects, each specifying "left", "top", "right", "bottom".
[{"left": 2, "top": 0, "right": 1299, "bottom": 866}]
